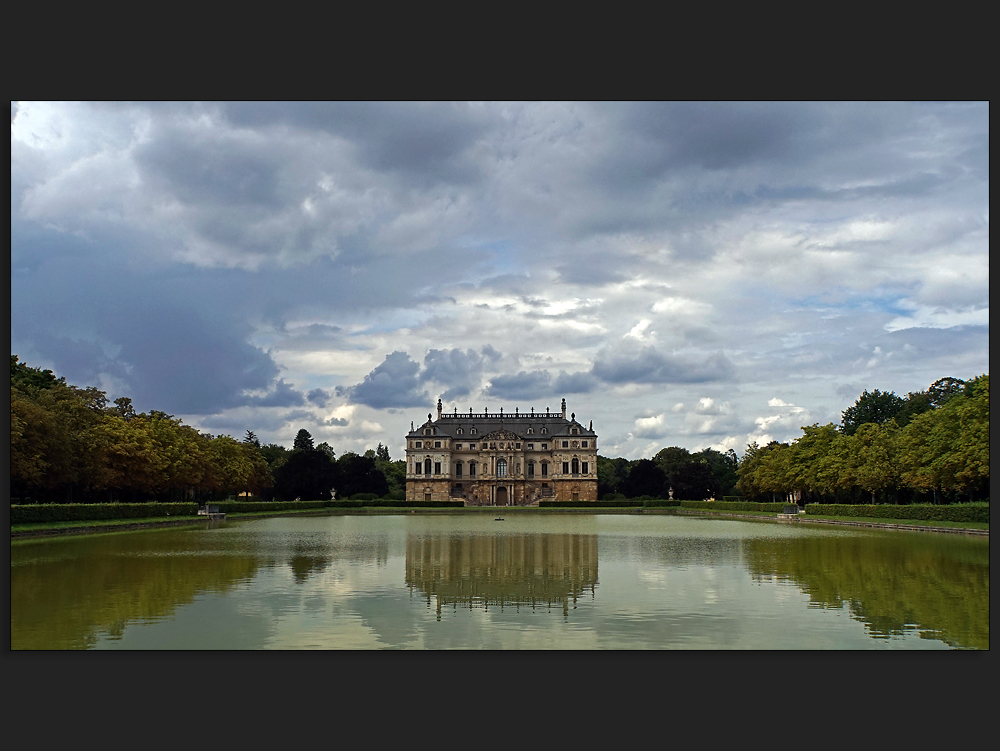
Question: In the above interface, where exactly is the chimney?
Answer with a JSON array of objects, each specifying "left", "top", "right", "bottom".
[{"left": 561, "top": 398, "right": 567, "bottom": 419}]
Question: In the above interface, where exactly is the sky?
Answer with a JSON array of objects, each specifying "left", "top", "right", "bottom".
[{"left": 10, "top": 102, "right": 989, "bottom": 460}]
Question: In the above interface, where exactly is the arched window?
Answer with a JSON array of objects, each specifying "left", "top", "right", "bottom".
[
  {"left": 572, "top": 458, "right": 579, "bottom": 475},
  {"left": 497, "top": 458, "right": 507, "bottom": 477},
  {"left": 470, "top": 428, "right": 477, "bottom": 434},
  {"left": 541, "top": 428, "right": 547, "bottom": 434},
  {"left": 455, "top": 461, "right": 463, "bottom": 477},
  {"left": 457, "top": 428, "right": 463, "bottom": 435},
  {"left": 424, "top": 458, "right": 432, "bottom": 475}
]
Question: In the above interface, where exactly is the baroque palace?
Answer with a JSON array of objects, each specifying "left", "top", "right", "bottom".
[{"left": 406, "top": 398, "right": 598, "bottom": 506}]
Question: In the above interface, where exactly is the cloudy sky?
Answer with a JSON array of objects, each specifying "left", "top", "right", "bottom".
[{"left": 11, "top": 102, "right": 989, "bottom": 459}]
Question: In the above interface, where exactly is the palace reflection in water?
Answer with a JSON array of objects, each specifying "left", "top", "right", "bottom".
[
  {"left": 10, "top": 515, "right": 988, "bottom": 649},
  {"left": 405, "top": 533, "right": 598, "bottom": 618}
]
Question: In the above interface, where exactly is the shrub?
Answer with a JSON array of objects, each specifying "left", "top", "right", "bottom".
[
  {"left": 11, "top": 503, "right": 199, "bottom": 524},
  {"left": 680, "top": 500, "right": 789, "bottom": 512},
  {"left": 804, "top": 502, "right": 989, "bottom": 524}
]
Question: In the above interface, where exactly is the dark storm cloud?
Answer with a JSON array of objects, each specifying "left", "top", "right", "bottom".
[
  {"left": 421, "top": 346, "right": 501, "bottom": 400},
  {"left": 592, "top": 347, "right": 736, "bottom": 385},
  {"left": 485, "top": 370, "right": 553, "bottom": 401},
  {"left": 10, "top": 223, "right": 284, "bottom": 415},
  {"left": 341, "top": 351, "right": 428, "bottom": 409},
  {"left": 552, "top": 370, "right": 599, "bottom": 394},
  {"left": 247, "top": 379, "right": 307, "bottom": 408},
  {"left": 11, "top": 207, "right": 477, "bottom": 414},
  {"left": 136, "top": 128, "right": 282, "bottom": 208},
  {"left": 221, "top": 102, "right": 495, "bottom": 186},
  {"left": 307, "top": 388, "right": 331, "bottom": 407}
]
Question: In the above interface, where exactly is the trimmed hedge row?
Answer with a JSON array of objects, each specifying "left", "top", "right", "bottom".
[
  {"left": 680, "top": 501, "right": 789, "bottom": 512},
  {"left": 539, "top": 500, "right": 681, "bottom": 508},
  {"left": 214, "top": 501, "right": 327, "bottom": 513},
  {"left": 805, "top": 503, "right": 989, "bottom": 524},
  {"left": 11, "top": 502, "right": 200, "bottom": 524},
  {"left": 324, "top": 500, "right": 464, "bottom": 508}
]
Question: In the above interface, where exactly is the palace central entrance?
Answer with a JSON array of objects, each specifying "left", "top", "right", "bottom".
[{"left": 495, "top": 486, "right": 508, "bottom": 506}]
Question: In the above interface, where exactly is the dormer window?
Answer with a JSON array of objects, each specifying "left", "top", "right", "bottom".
[
  {"left": 457, "top": 429, "right": 463, "bottom": 435},
  {"left": 571, "top": 428, "right": 578, "bottom": 434},
  {"left": 541, "top": 428, "right": 547, "bottom": 434},
  {"left": 471, "top": 428, "right": 477, "bottom": 435},
  {"left": 527, "top": 428, "right": 534, "bottom": 435}
]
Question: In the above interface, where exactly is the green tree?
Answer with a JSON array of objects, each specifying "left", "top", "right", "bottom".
[
  {"left": 293, "top": 429, "right": 314, "bottom": 451},
  {"left": 841, "top": 389, "right": 905, "bottom": 435},
  {"left": 927, "top": 377, "right": 966, "bottom": 408},
  {"left": 897, "top": 374, "right": 988, "bottom": 500},
  {"left": 838, "top": 422, "right": 900, "bottom": 503}
]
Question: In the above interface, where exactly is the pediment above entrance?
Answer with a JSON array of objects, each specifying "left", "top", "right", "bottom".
[{"left": 482, "top": 429, "right": 520, "bottom": 442}]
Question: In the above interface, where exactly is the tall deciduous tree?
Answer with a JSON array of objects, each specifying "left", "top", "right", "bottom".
[{"left": 841, "top": 389, "right": 905, "bottom": 435}]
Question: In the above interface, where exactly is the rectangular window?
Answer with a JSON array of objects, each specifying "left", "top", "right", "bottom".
[
  {"left": 470, "top": 443, "right": 476, "bottom": 450},
  {"left": 562, "top": 462, "right": 569, "bottom": 474},
  {"left": 515, "top": 443, "right": 521, "bottom": 449},
  {"left": 456, "top": 464, "right": 462, "bottom": 477},
  {"left": 415, "top": 441, "right": 422, "bottom": 448},
  {"left": 434, "top": 462, "right": 441, "bottom": 475},
  {"left": 527, "top": 443, "right": 533, "bottom": 450},
  {"left": 470, "top": 463, "right": 476, "bottom": 477},
  {"left": 541, "top": 464, "right": 548, "bottom": 477},
  {"left": 435, "top": 441, "right": 441, "bottom": 448},
  {"left": 562, "top": 441, "right": 569, "bottom": 448},
  {"left": 455, "top": 444, "right": 462, "bottom": 450},
  {"left": 527, "top": 463, "right": 534, "bottom": 477},
  {"left": 541, "top": 443, "right": 547, "bottom": 450},
  {"left": 582, "top": 462, "right": 589, "bottom": 475},
  {"left": 581, "top": 441, "right": 588, "bottom": 448}
]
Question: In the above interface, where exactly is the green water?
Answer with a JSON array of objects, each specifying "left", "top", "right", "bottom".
[{"left": 10, "top": 513, "right": 989, "bottom": 649}]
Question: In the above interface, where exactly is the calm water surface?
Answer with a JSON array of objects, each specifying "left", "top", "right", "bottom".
[{"left": 10, "top": 513, "right": 989, "bottom": 649}]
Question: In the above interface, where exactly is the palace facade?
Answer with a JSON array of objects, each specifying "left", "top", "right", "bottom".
[{"left": 405, "top": 398, "right": 598, "bottom": 505}]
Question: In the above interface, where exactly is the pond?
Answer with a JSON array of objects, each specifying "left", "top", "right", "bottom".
[{"left": 10, "top": 513, "right": 989, "bottom": 649}]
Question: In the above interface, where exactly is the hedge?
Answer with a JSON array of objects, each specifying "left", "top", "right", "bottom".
[
  {"left": 539, "top": 500, "right": 680, "bottom": 508},
  {"left": 11, "top": 503, "right": 200, "bottom": 524},
  {"left": 213, "top": 501, "right": 327, "bottom": 514},
  {"left": 324, "top": 500, "right": 464, "bottom": 508},
  {"left": 680, "top": 501, "right": 789, "bottom": 512},
  {"left": 804, "top": 502, "right": 989, "bottom": 524}
]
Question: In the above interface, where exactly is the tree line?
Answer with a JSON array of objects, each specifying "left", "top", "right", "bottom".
[
  {"left": 12, "top": 355, "right": 987, "bottom": 505},
  {"left": 11, "top": 356, "right": 403, "bottom": 503},
  {"left": 595, "top": 374, "right": 988, "bottom": 504},
  {"left": 734, "top": 375, "right": 988, "bottom": 504}
]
